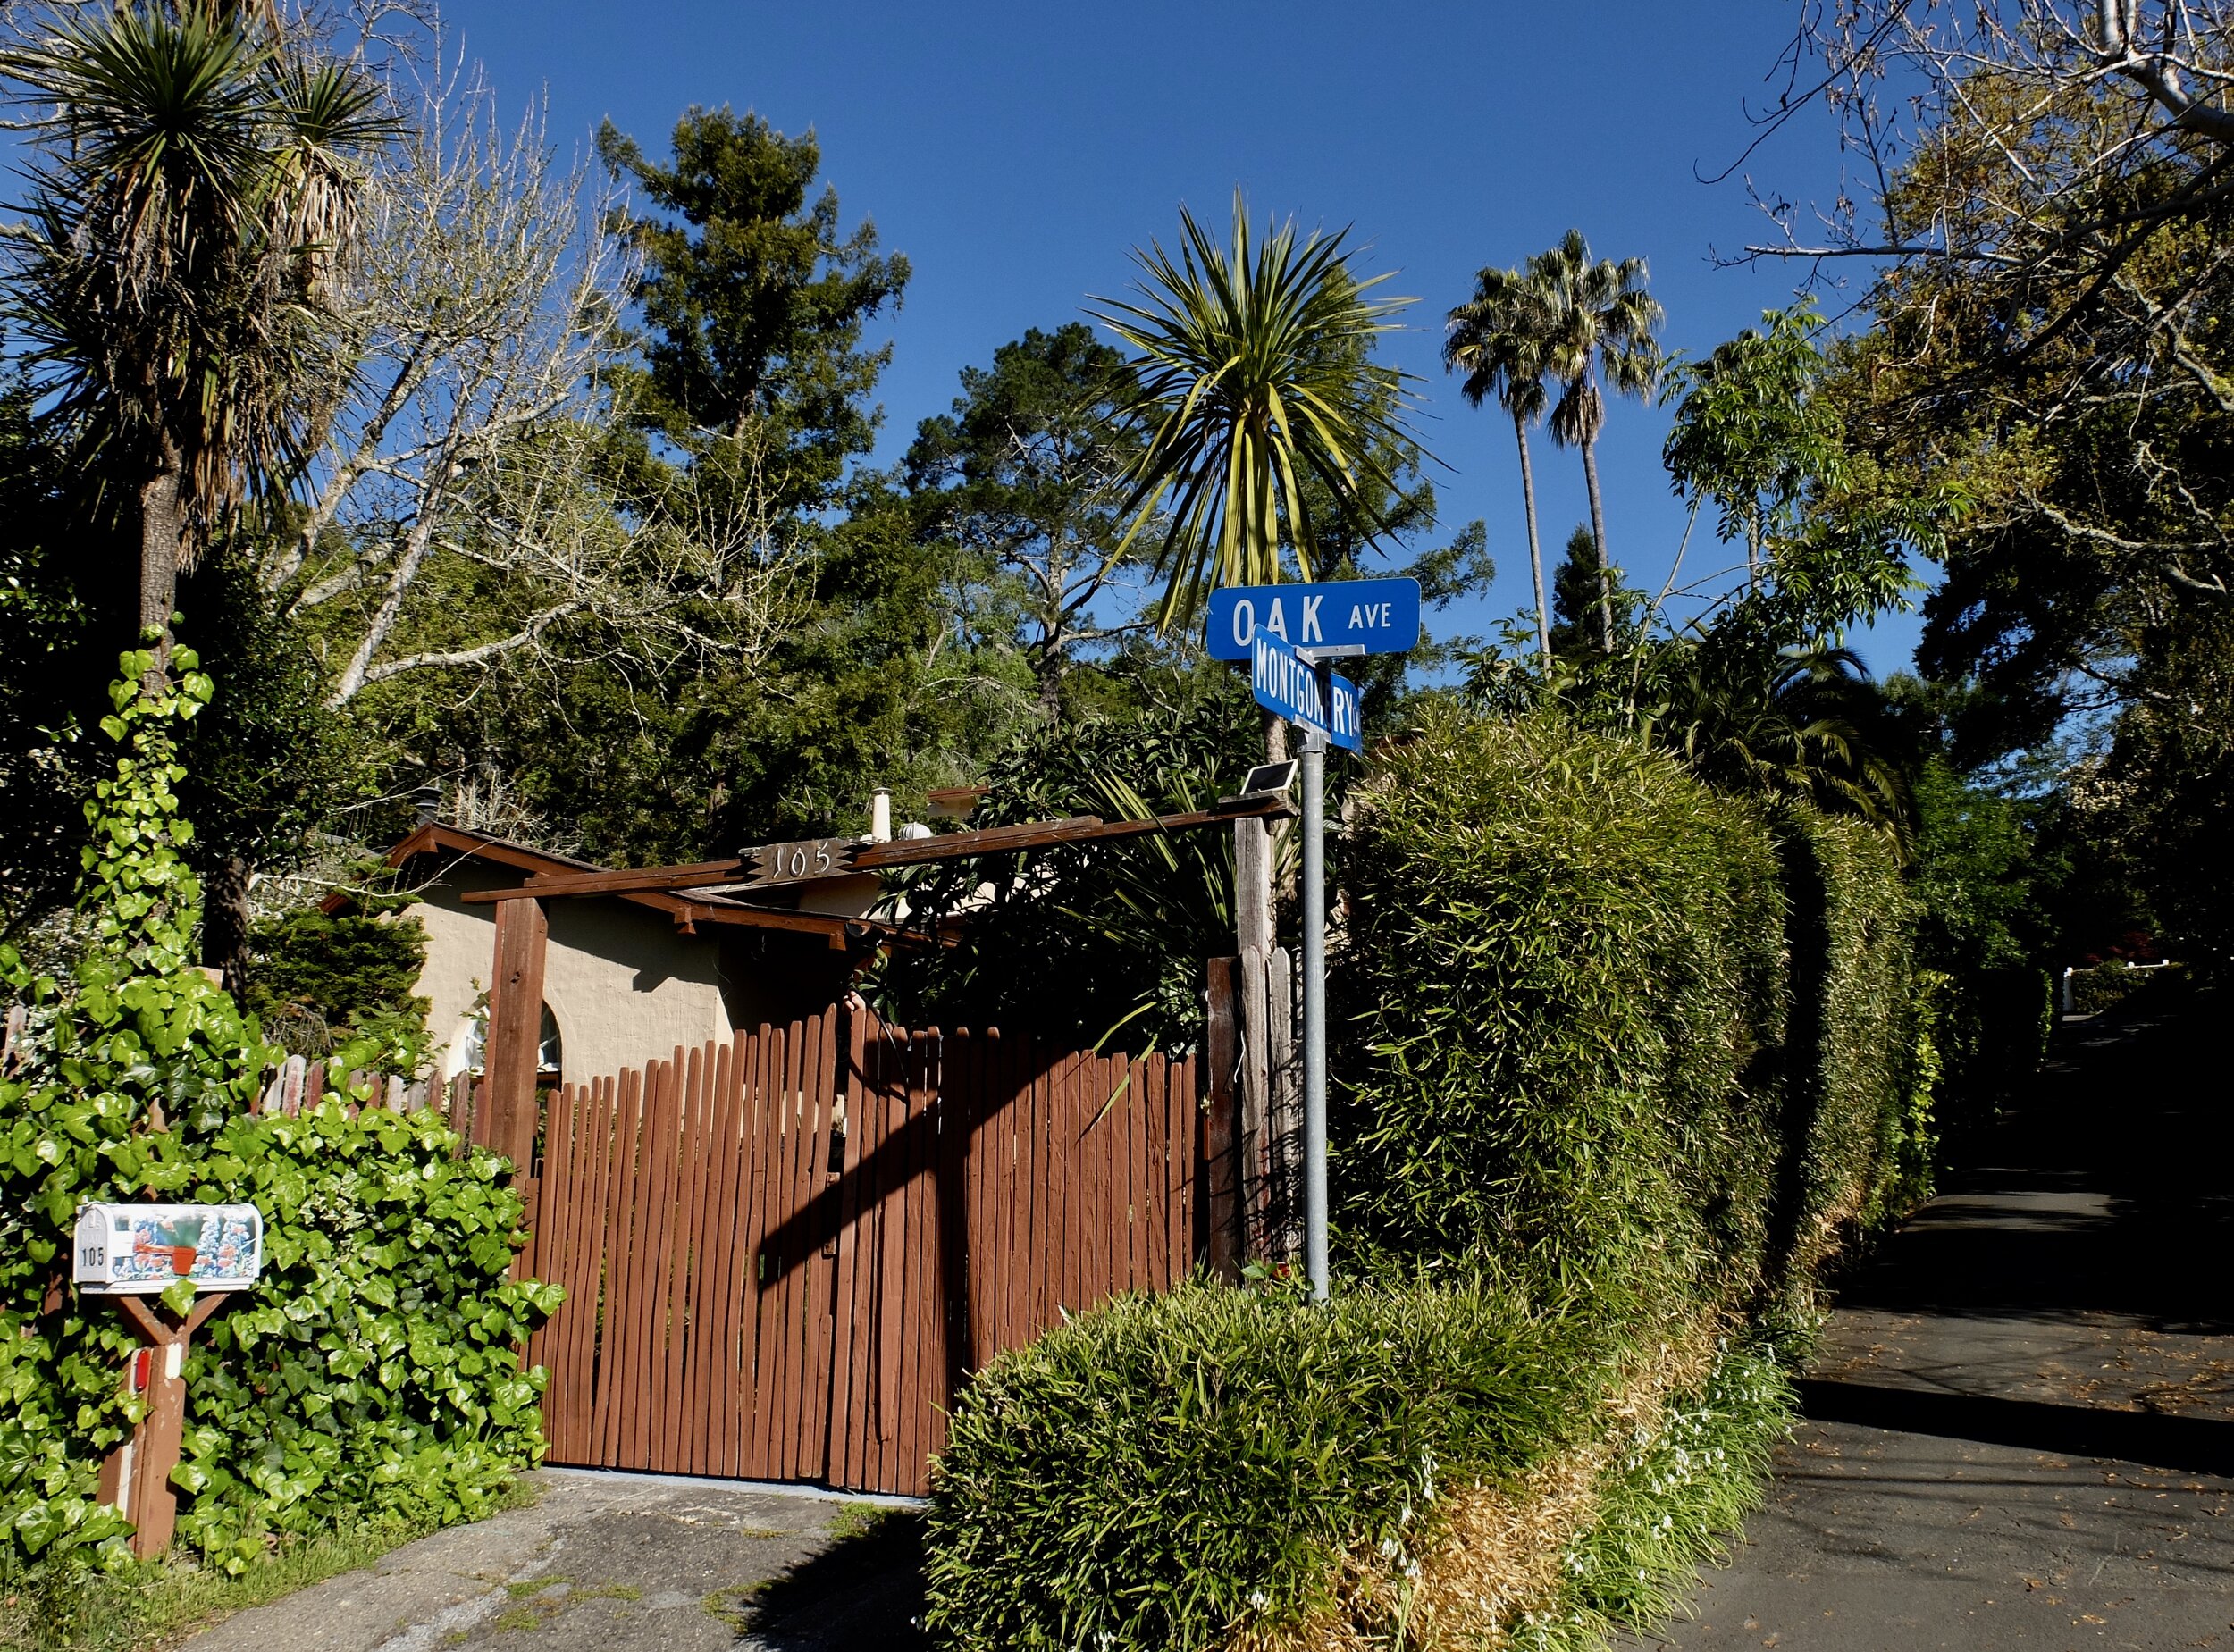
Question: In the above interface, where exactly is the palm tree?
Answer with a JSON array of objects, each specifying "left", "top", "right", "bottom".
[
  {"left": 1527, "top": 231, "right": 1663, "bottom": 653},
  {"left": 1446, "top": 263, "right": 1555, "bottom": 674},
  {"left": 1091, "top": 194, "right": 1419, "bottom": 635},
  {"left": 1648, "top": 640, "right": 1911, "bottom": 845},
  {"left": 1, "top": 1, "right": 392, "bottom": 682}
]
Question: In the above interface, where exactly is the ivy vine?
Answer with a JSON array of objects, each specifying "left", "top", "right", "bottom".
[{"left": 0, "top": 651, "right": 557, "bottom": 1576}]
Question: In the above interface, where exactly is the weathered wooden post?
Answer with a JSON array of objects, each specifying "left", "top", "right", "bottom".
[
  {"left": 1204, "top": 956, "right": 1243, "bottom": 1280},
  {"left": 1232, "top": 818, "right": 1273, "bottom": 1260},
  {"left": 75, "top": 1203, "right": 264, "bottom": 1559},
  {"left": 486, "top": 893, "right": 549, "bottom": 1167}
]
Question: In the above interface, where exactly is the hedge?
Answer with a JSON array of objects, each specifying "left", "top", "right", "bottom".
[
  {"left": 923, "top": 707, "right": 1934, "bottom": 1649},
  {"left": 925, "top": 1277, "right": 1613, "bottom": 1651},
  {"left": 1335, "top": 709, "right": 1791, "bottom": 1304}
]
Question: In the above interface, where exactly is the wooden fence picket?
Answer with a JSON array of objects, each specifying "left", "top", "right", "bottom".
[{"left": 517, "top": 1008, "right": 1214, "bottom": 1497}]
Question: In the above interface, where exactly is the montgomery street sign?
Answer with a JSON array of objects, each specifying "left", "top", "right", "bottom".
[
  {"left": 1249, "top": 629, "right": 1363, "bottom": 752},
  {"left": 1205, "top": 577, "right": 1421, "bottom": 662}
]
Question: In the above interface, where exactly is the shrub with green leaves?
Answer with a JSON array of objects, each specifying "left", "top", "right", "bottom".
[
  {"left": 1511, "top": 1335, "right": 1794, "bottom": 1652},
  {"left": 1772, "top": 806, "right": 1934, "bottom": 1267},
  {"left": 1335, "top": 708, "right": 1791, "bottom": 1302},
  {"left": 925, "top": 705, "right": 1931, "bottom": 1651},
  {"left": 0, "top": 652, "right": 554, "bottom": 1580},
  {"left": 244, "top": 885, "right": 433, "bottom": 1071},
  {"left": 924, "top": 1276, "right": 1607, "bottom": 1652}
]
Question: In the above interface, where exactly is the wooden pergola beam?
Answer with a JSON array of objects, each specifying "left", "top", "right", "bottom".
[
  {"left": 464, "top": 855, "right": 750, "bottom": 901},
  {"left": 458, "top": 796, "right": 1295, "bottom": 905}
]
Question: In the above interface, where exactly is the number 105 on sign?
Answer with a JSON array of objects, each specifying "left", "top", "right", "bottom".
[{"left": 751, "top": 837, "right": 857, "bottom": 885}]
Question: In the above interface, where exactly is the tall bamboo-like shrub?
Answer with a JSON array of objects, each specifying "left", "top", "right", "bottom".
[
  {"left": 1768, "top": 806, "right": 1932, "bottom": 1278},
  {"left": 922, "top": 705, "right": 1934, "bottom": 1651},
  {"left": 1334, "top": 707, "right": 1789, "bottom": 1304}
]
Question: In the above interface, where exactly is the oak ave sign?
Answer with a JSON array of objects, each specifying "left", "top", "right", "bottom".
[{"left": 1204, "top": 576, "right": 1421, "bottom": 662}]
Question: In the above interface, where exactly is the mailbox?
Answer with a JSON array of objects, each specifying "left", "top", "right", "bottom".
[{"left": 73, "top": 1203, "right": 263, "bottom": 1295}]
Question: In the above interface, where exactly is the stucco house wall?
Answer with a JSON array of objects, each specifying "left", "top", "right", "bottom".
[
  {"left": 389, "top": 825, "right": 876, "bottom": 1088},
  {"left": 414, "top": 860, "right": 736, "bottom": 1086}
]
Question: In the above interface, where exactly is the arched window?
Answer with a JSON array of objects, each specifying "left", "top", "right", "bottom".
[{"left": 449, "top": 1004, "right": 564, "bottom": 1083}]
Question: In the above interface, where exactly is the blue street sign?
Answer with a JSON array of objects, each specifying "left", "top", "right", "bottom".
[
  {"left": 1249, "top": 630, "right": 1363, "bottom": 752},
  {"left": 1205, "top": 577, "right": 1421, "bottom": 662}
]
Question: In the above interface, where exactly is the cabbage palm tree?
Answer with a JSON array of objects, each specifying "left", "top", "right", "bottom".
[
  {"left": 1092, "top": 194, "right": 1419, "bottom": 633},
  {"left": 1, "top": 1, "right": 392, "bottom": 679},
  {"left": 1528, "top": 231, "right": 1662, "bottom": 652},
  {"left": 1446, "top": 264, "right": 1555, "bottom": 674}
]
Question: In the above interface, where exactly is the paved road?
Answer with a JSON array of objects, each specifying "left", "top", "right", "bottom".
[
  {"left": 178, "top": 1470, "right": 925, "bottom": 1652},
  {"left": 1636, "top": 991, "right": 2234, "bottom": 1651}
]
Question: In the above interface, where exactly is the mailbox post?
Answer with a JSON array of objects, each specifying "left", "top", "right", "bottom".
[{"left": 75, "top": 1203, "right": 264, "bottom": 1558}]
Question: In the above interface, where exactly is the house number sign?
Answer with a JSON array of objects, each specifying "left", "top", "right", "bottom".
[{"left": 750, "top": 836, "right": 858, "bottom": 885}]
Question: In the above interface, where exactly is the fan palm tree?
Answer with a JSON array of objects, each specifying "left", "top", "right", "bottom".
[
  {"left": 1092, "top": 194, "right": 1420, "bottom": 634},
  {"left": 1, "top": 1, "right": 393, "bottom": 682},
  {"left": 1445, "top": 263, "right": 1555, "bottom": 674},
  {"left": 1527, "top": 231, "right": 1662, "bottom": 652},
  {"left": 1648, "top": 640, "right": 1911, "bottom": 846}
]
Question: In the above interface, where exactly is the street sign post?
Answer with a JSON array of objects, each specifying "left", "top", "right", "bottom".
[
  {"left": 1215, "top": 583, "right": 1420, "bottom": 1304},
  {"left": 1206, "top": 576, "right": 1421, "bottom": 662}
]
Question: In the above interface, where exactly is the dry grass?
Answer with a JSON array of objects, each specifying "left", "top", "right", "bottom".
[{"left": 1230, "top": 1315, "right": 1726, "bottom": 1652}]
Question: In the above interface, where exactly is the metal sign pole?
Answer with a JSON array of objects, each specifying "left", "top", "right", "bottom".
[
  {"left": 1232, "top": 615, "right": 1367, "bottom": 1304},
  {"left": 1299, "top": 725, "right": 1330, "bottom": 1303}
]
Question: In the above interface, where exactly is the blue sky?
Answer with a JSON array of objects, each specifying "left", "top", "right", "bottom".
[{"left": 443, "top": 1, "right": 1920, "bottom": 675}]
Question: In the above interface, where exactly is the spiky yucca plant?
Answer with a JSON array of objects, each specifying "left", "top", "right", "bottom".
[
  {"left": 0, "top": 0, "right": 394, "bottom": 664},
  {"left": 1092, "top": 194, "right": 1419, "bottom": 632}
]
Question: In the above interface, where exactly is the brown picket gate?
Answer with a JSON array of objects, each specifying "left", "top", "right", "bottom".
[{"left": 518, "top": 1009, "right": 1212, "bottom": 1496}]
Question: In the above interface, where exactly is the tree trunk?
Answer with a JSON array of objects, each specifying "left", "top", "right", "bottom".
[
  {"left": 1513, "top": 415, "right": 1551, "bottom": 676},
  {"left": 1036, "top": 650, "right": 1064, "bottom": 726},
  {"left": 1262, "top": 707, "right": 1288, "bottom": 765},
  {"left": 205, "top": 853, "right": 254, "bottom": 1002},
  {"left": 138, "top": 441, "right": 186, "bottom": 690},
  {"left": 1582, "top": 438, "right": 1613, "bottom": 653}
]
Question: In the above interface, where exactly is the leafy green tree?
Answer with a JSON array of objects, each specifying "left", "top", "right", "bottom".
[
  {"left": 1773, "top": 31, "right": 2234, "bottom": 964},
  {"left": 1662, "top": 303, "right": 1845, "bottom": 593},
  {"left": 0, "top": 350, "right": 97, "bottom": 943},
  {"left": 598, "top": 105, "right": 909, "bottom": 516},
  {"left": 1524, "top": 231, "right": 1662, "bottom": 651},
  {"left": 0, "top": 358, "right": 349, "bottom": 982},
  {"left": 0, "top": 1, "right": 391, "bottom": 668},
  {"left": 904, "top": 323, "right": 1142, "bottom": 722},
  {"left": 1445, "top": 260, "right": 1556, "bottom": 671},
  {"left": 1466, "top": 296, "right": 1924, "bottom": 845},
  {"left": 1647, "top": 643, "right": 1911, "bottom": 837},
  {"left": 1093, "top": 196, "right": 1421, "bottom": 633},
  {"left": 244, "top": 882, "right": 431, "bottom": 1071},
  {"left": 438, "top": 105, "right": 1014, "bottom": 865}
]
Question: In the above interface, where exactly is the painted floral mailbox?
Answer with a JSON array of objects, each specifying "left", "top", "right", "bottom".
[{"left": 73, "top": 1203, "right": 263, "bottom": 1294}]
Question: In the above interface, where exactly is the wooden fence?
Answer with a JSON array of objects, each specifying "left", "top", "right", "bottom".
[
  {"left": 251, "top": 1051, "right": 480, "bottom": 1122},
  {"left": 517, "top": 1010, "right": 1210, "bottom": 1497},
  {"left": 0, "top": 1008, "right": 477, "bottom": 1128}
]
